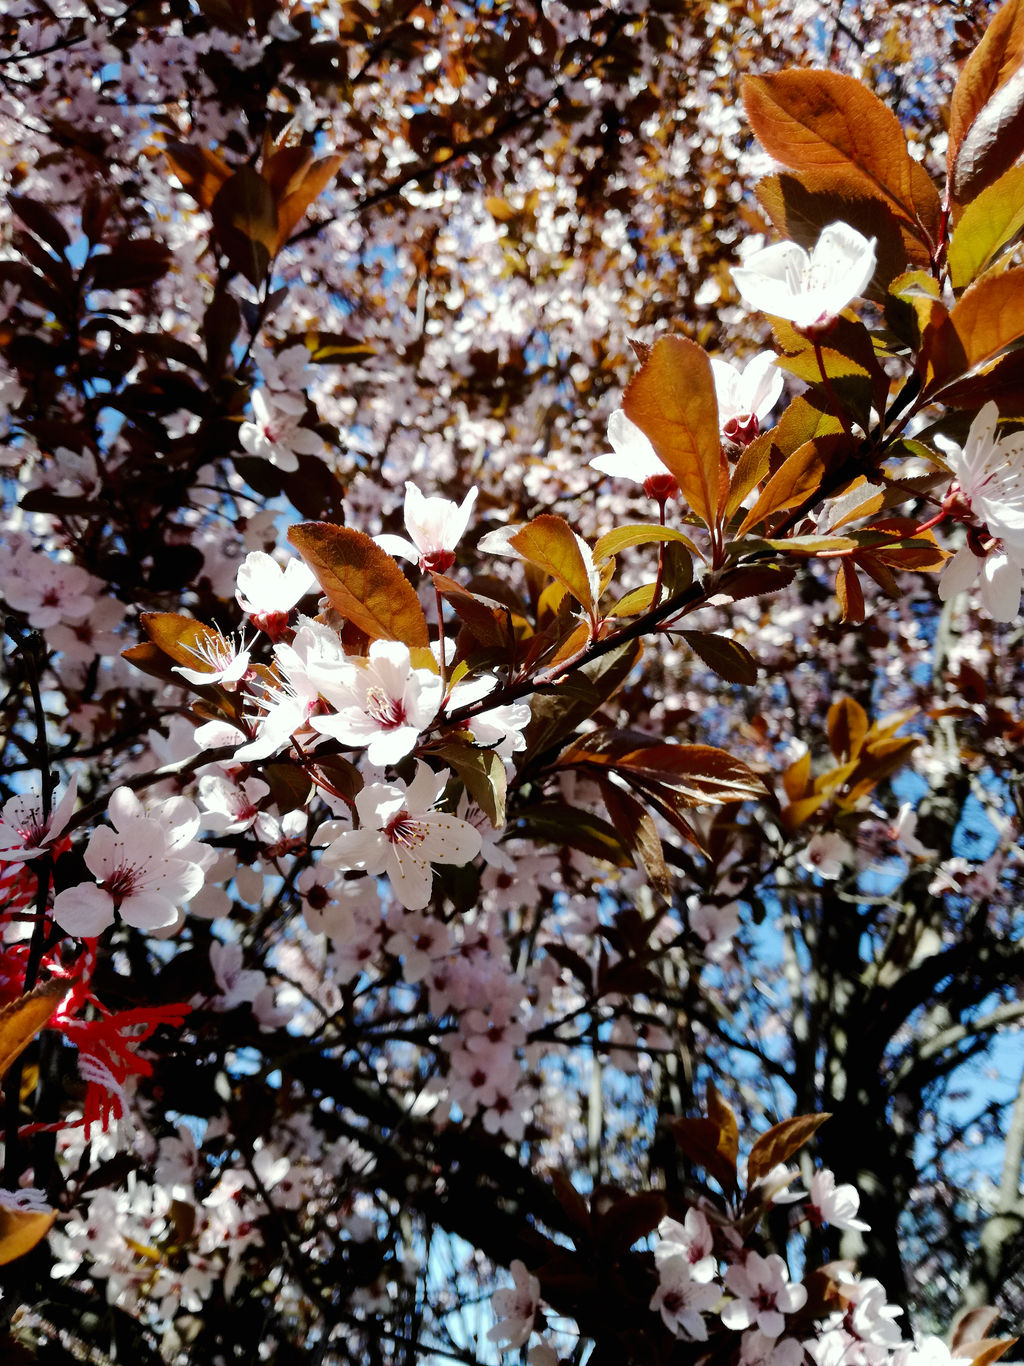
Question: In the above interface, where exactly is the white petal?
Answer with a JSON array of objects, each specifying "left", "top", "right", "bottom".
[{"left": 981, "top": 552, "right": 1022, "bottom": 621}]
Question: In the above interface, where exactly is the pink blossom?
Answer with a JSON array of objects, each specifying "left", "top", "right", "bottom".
[
  {"left": 487, "top": 1259, "right": 540, "bottom": 1349},
  {"left": 807, "top": 1168, "right": 870, "bottom": 1232},
  {"left": 311, "top": 639, "right": 443, "bottom": 766},
  {"left": 721, "top": 1251, "right": 807, "bottom": 1337},
  {"left": 314, "top": 762, "right": 482, "bottom": 911},
  {"left": 375, "top": 481, "right": 478, "bottom": 574},
  {"left": 0, "top": 775, "right": 78, "bottom": 862},
  {"left": 239, "top": 389, "right": 324, "bottom": 472}
]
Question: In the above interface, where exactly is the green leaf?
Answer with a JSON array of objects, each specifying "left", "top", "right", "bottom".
[
  {"left": 288, "top": 522, "right": 430, "bottom": 647},
  {"left": 680, "top": 631, "right": 758, "bottom": 685},
  {"left": 947, "top": 165, "right": 1024, "bottom": 287},
  {"left": 621, "top": 335, "right": 725, "bottom": 532}
]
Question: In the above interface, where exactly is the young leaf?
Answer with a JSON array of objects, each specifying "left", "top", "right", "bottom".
[
  {"left": 667, "top": 1116, "right": 737, "bottom": 1194},
  {"left": 0, "top": 979, "right": 68, "bottom": 1080},
  {"left": 621, "top": 335, "right": 725, "bottom": 532},
  {"left": 706, "top": 1078, "right": 739, "bottom": 1165},
  {"left": 836, "top": 559, "right": 866, "bottom": 624},
  {"left": 509, "top": 516, "right": 596, "bottom": 617},
  {"left": 433, "top": 739, "right": 507, "bottom": 827},
  {"left": 949, "top": 0, "right": 1024, "bottom": 201},
  {"left": 746, "top": 1113, "right": 831, "bottom": 1186},
  {"left": 0, "top": 1204, "right": 56, "bottom": 1267},
  {"left": 211, "top": 168, "right": 279, "bottom": 286},
  {"left": 288, "top": 522, "right": 430, "bottom": 647},
  {"left": 947, "top": 165, "right": 1024, "bottom": 288},
  {"left": 598, "top": 777, "right": 672, "bottom": 898},
  {"left": 609, "top": 743, "right": 768, "bottom": 806}
]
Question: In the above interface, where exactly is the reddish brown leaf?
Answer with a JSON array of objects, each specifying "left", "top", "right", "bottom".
[
  {"left": 288, "top": 522, "right": 429, "bottom": 647},
  {"left": 747, "top": 1113, "right": 831, "bottom": 1186},
  {"left": 680, "top": 631, "right": 758, "bottom": 685},
  {"left": 836, "top": 559, "right": 865, "bottom": 624},
  {"left": 0, "top": 1204, "right": 56, "bottom": 1267},
  {"left": 275, "top": 154, "right": 344, "bottom": 253},
  {"left": 668, "top": 1116, "right": 737, "bottom": 1194},
  {"left": 0, "top": 980, "right": 68, "bottom": 1080},
  {"left": 949, "top": 0, "right": 1024, "bottom": 200},
  {"left": 211, "top": 168, "right": 279, "bottom": 286},
  {"left": 742, "top": 70, "right": 937, "bottom": 243},
  {"left": 737, "top": 435, "right": 847, "bottom": 536},
  {"left": 621, "top": 335, "right": 725, "bottom": 532},
  {"left": 165, "top": 143, "right": 233, "bottom": 211},
  {"left": 827, "top": 696, "right": 868, "bottom": 762}
]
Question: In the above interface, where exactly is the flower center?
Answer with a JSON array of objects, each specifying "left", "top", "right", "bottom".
[
  {"left": 365, "top": 687, "right": 408, "bottom": 730},
  {"left": 419, "top": 548, "right": 455, "bottom": 575},
  {"left": 383, "top": 809, "right": 427, "bottom": 849},
  {"left": 104, "top": 861, "right": 145, "bottom": 902}
]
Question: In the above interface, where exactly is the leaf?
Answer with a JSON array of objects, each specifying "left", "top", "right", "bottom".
[
  {"left": 0, "top": 1204, "right": 56, "bottom": 1267},
  {"left": 521, "top": 639, "right": 641, "bottom": 760},
  {"left": 941, "top": 267, "right": 1024, "bottom": 378},
  {"left": 836, "top": 559, "right": 865, "bottom": 623},
  {"left": 947, "top": 165, "right": 1024, "bottom": 287},
  {"left": 90, "top": 237, "right": 172, "bottom": 291},
  {"left": 773, "top": 346, "right": 875, "bottom": 429},
  {"left": 275, "top": 153, "right": 343, "bottom": 252},
  {"left": 0, "top": 980, "right": 68, "bottom": 1080},
  {"left": 9, "top": 195, "right": 70, "bottom": 255},
  {"left": 517, "top": 804, "right": 634, "bottom": 866},
  {"left": 737, "top": 435, "right": 846, "bottom": 536},
  {"left": 211, "top": 168, "right": 279, "bottom": 286},
  {"left": 680, "top": 631, "right": 758, "bottom": 685},
  {"left": 668, "top": 1116, "right": 737, "bottom": 1194},
  {"left": 288, "top": 522, "right": 429, "bottom": 647},
  {"left": 592, "top": 523, "right": 699, "bottom": 563},
  {"left": 746, "top": 1113, "right": 831, "bottom": 1186},
  {"left": 139, "top": 613, "right": 233, "bottom": 670},
  {"left": 621, "top": 335, "right": 725, "bottom": 532},
  {"left": 706, "top": 1078, "right": 739, "bottom": 1165},
  {"left": 827, "top": 696, "right": 869, "bottom": 762},
  {"left": 603, "top": 742, "right": 768, "bottom": 807},
  {"left": 742, "top": 70, "right": 937, "bottom": 243},
  {"left": 950, "top": 0, "right": 1024, "bottom": 201},
  {"left": 509, "top": 516, "right": 596, "bottom": 616},
  {"left": 783, "top": 749, "right": 811, "bottom": 802},
  {"left": 433, "top": 740, "right": 507, "bottom": 827},
  {"left": 598, "top": 778, "right": 672, "bottom": 898},
  {"left": 594, "top": 1191, "right": 666, "bottom": 1256},
  {"left": 165, "top": 142, "right": 234, "bottom": 211}
]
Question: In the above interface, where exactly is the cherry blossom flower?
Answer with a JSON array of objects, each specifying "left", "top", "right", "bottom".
[
  {"left": 654, "top": 1208, "right": 716, "bottom": 1281},
  {"left": 375, "top": 481, "right": 478, "bottom": 574},
  {"left": 797, "top": 832, "right": 852, "bottom": 880},
  {"left": 235, "top": 550, "right": 317, "bottom": 634},
  {"left": 721, "top": 1251, "right": 807, "bottom": 1337},
  {"left": 0, "top": 775, "right": 78, "bottom": 862},
  {"left": 806, "top": 1168, "right": 870, "bottom": 1231},
  {"left": 314, "top": 762, "right": 482, "bottom": 910},
  {"left": 197, "top": 774, "right": 269, "bottom": 835},
  {"left": 445, "top": 675, "right": 532, "bottom": 760},
  {"left": 5, "top": 557, "right": 96, "bottom": 630},
  {"left": 487, "top": 1259, "right": 541, "bottom": 1349},
  {"left": 731, "top": 223, "right": 877, "bottom": 331},
  {"left": 711, "top": 351, "right": 784, "bottom": 446},
  {"left": 650, "top": 1256, "right": 722, "bottom": 1340},
  {"left": 935, "top": 402, "right": 1024, "bottom": 621},
  {"left": 239, "top": 389, "right": 324, "bottom": 472},
  {"left": 589, "top": 408, "right": 678, "bottom": 502},
  {"left": 311, "top": 639, "right": 443, "bottom": 766},
  {"left": 51, "top": 788, "right": 211, "bottom": 936},
  {"left": 174, "top": 630, "right": 252, "bottom": 688}
]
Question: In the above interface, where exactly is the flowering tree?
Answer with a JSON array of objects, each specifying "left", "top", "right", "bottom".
[{"left": 2, "top": 0, "right": 1024, "bottom": 1363}]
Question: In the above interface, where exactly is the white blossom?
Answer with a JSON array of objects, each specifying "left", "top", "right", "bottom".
[{"left": 731, "top": 223, "right": 877, "bottom": 331}]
